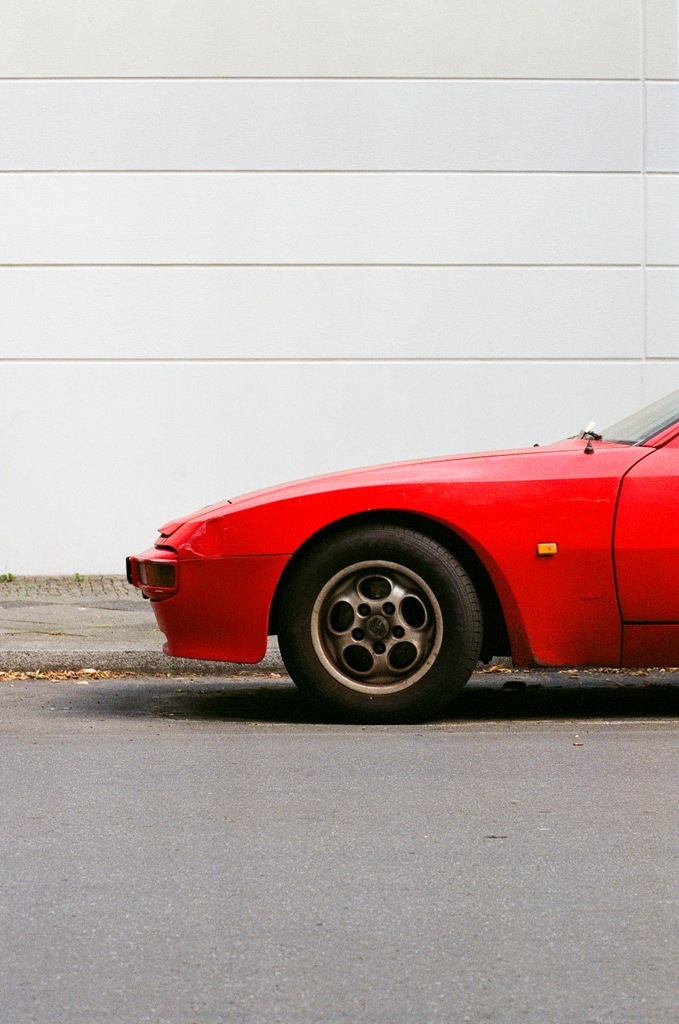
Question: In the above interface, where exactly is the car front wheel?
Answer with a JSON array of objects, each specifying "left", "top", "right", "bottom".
[{"left": 277, "top": 524, "right": 483, "bottom": 722}]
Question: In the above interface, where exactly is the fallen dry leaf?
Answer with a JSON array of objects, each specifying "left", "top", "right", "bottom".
[{"left": 0, "top": 669, "right": 132, "bottom": 681}]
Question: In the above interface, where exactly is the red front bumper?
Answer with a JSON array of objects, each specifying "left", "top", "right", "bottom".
[{"left": 127, "top": 549, "right": 290, "bottom": 664}]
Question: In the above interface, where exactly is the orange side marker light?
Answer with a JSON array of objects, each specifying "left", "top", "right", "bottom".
[{"left": 537, "top": 542, "right": 558, "bottom": 556}]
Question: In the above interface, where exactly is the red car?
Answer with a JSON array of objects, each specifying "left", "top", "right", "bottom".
[{"left": 128, "top": 390, "right": 679, "bottom": 722}]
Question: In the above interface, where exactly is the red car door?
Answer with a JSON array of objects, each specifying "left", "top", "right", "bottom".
[{"left": 614, "top": 444, "right": 679, "bottom": 665}]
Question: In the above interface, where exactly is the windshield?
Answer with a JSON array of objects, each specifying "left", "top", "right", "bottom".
[{"left": 601, "top": 389, "right": 679, "bottom": 445}]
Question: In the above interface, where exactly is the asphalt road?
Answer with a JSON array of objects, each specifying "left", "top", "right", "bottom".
[{"left": 2, "top": 674, "right": 679, "bottom": 1024}]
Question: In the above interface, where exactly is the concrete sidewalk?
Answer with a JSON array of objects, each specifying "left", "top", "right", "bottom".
[{"left": 0, "top": 576, "right": 284, "bottom": 675}]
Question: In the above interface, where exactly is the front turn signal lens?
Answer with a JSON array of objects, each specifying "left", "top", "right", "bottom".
[{"left": 139, "top": 561, "right": 176, "bottom": 588}]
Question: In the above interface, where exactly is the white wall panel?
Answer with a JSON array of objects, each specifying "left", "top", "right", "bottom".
[
  {"left": 636, "top": 360, "right": 679, "bottom": 404},
  {"left": 0, "top": 173, "right": 642, "bottom": 266},
  {"left": 646, "top": 84, "right": 679, "bottom": 169},
  {"left": 0, "top": 266, "right": 643, "bottom": 361},
  {"left": 0, "top": 1, "right": 657, "bottom": 575},
  {"left": 647, "top": 175, "right": 679, "bottom": 263},
  {"left": 0, "top": 0, "right": 641, "bottom": 79},
  {"left": 646, "top": 0, "right": 677, "bottom": 79},
  {"left": 0, "top": 81, "right": 642, "bottom": 172},
  {"left": 0, "top": 361, "right": 649, "bottom": 574},
  {"left": 647, "top": 268, "right": 679, "bottom": 355}
]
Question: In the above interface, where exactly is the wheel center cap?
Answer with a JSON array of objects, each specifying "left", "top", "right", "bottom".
[{"left": 366, "top": 614, "right": 389, "bottom": 639}]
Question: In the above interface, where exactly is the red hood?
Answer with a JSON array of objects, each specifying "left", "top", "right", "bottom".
[{"left": 157, "top": 441, "right": 575, "bottom": 538}]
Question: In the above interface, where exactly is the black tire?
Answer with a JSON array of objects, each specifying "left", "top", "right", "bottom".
[{"left": 277, "top": 524, "right": 483, "bottom": 723}]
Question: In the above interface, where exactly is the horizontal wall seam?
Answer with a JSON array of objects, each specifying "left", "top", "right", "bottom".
[
  {"left": 0, "top": 358, "right": 657, "bottom": 365},
  {"left": 0, "top": 170, "right": 646, "bottom": 175},
  {"left": 0, "top": 263, "right": 645, "bottom": 269},
  {"left": 0, "top": 76, "right": 646, "bottom": 83}
]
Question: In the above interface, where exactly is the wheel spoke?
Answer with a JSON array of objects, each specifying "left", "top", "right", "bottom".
[{"left": 313, "top": 560, "right": 443, "bottom": 691}]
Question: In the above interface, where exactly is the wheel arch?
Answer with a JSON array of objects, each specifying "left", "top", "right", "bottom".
[{"left": 268, "top": 509, "right": 510, "bottom": 662}]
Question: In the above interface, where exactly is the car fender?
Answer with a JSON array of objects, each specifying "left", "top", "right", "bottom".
[{"left": 163, "top": 442, "right": 651, "bottom": 667}]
